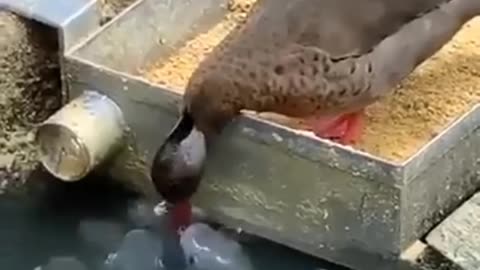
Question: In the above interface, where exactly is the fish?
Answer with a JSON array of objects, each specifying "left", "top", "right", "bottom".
[
  {"left": 180, "top": 223, "right": 253, "bottom": 270},
  {"left": 106, "top": 229, "right": 165, "bottom": 270},
  {"left": 77, "top": 219, "right": 126, "bottom": 252}
]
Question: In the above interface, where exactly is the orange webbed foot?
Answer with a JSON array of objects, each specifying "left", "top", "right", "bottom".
[{"left": 307, "top": 111, "right": 365, "bottom": 145}]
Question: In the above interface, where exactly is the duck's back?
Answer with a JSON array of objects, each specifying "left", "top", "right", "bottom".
[
  {"left": 183, "top": 0, "right": 451, "bottom": 128},
  {"left": 223, "top": 0, "right": 449, "bottom": 57}
]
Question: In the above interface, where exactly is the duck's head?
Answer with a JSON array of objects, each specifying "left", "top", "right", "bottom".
[
  {"left": 150, "top": 110, "right": 207, "bottom": 206},
  {"left": 150, "top": 71, "right": 241, "bottom": 230},
  {"left": 149, "top": 109, "right": 207, "bottom": 232},
  {"left": 151, "top": 104, "right": 235, "bottom": 231},
  {"left": 150, "top": 76, "right": 238, "bottom": 204}
]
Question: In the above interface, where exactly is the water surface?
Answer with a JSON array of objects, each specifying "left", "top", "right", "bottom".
[{"left": 0, "top": 169, "right": 349, "bottom": 270}]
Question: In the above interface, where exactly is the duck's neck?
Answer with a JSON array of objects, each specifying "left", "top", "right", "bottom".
[
  {"left": 160, "top": 111, "right": 209, "bottom": 179},
  {"left": 167, "top": 110, "right": 196, "bottom": 144},
  {"left": 368, "top": 0, "right": 479, "bottom": 91}
]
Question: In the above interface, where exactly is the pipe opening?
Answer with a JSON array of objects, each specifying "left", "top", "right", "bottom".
[{"left": 36, "top": 123, "right": 91, "bottom": 181}]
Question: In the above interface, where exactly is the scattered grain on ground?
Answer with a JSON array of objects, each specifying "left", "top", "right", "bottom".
[{"left": 0, "top": 11, "right": 62, "bottom": 192}]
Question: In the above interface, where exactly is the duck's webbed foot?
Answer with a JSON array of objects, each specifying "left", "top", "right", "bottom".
[{"left": 307, "top": 110, "right": 365, "bottom": 145}]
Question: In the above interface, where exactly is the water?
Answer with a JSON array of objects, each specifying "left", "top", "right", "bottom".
[
  {"left": 0, "top": 169, "right": 349, "bottom": 270},
  {"left": 180, "top": 223, "right": 253, "bottom": 270}
]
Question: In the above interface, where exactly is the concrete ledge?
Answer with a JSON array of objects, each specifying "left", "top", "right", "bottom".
[{"left": 426, "top": 192, "right": 480, "bottom": 270}]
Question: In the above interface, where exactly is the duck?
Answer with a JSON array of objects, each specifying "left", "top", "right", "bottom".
[{"left": 150, "top": 0, "right": 480, "bottom": 230}]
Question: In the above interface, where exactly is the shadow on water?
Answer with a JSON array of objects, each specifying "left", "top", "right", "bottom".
[{"left": 0, "top": 168, "right": 351, "bottom": 270}]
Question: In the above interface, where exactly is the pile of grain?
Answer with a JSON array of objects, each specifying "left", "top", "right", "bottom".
[
  {"left": 0, "top": 11, "right": 62, "bottom": 192},
  {"left": 143, "top": 0, "right": 256, "bottom": 91},
  {"left": 357, "top": 18, "right": 480, "bottom": 161},
  {"left": 142, "top": 2, "right": 480, "bottom": 162}
]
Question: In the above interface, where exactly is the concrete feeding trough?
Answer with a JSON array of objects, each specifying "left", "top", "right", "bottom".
[
  {"left": 426, "top": 191, "right": 480, "bottom": 270},
  {"left": 58, "top": 0, "right": 480, "bottom": 269}
]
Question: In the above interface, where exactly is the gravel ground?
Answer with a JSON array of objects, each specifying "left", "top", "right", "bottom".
[
  {"left": 0, "top": 11, "right": 62, "bottom": 193},
  {"left": 0, "top": 0, "right": 139, "bottom": 193}
]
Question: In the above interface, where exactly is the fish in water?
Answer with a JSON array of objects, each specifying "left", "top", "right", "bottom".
[
  {"left": 106, "top": 229, "right": 165, "bottom": 270},
  {"left": 126, "top": 199, "right": 192, "bottom": 269},
  {"left": 126, "top": 199, "right": 165, "bottom": 229},
  {"left": 77, "top": 219, "right": 127, "bottom": 252},
  {"left": 180, "top": 223, "right": 253, "bottom": 270}
]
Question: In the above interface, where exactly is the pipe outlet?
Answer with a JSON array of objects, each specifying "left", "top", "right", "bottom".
[{"left": 35, "top": 90, "right": 126, "bottom": 181}]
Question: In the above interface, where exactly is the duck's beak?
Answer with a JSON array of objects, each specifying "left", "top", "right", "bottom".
[{"left": 150, "top": 112, "right": 207, "bottom": 205}]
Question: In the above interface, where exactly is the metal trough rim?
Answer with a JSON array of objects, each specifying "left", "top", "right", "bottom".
[
  {"left": 64, "top": 0, "right": 480, "bottom": 186},
  {"left": 64, "top": 0, "right": 145, "bottom": 55},
  {"left": 0, "top": 0, "right": 95, "bottom": 27},
  {"left": 1, "top": 0, "right": 100, "bottom": 52}
]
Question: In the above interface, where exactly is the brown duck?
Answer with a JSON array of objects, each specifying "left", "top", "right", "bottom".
[{"left": 151, "top": 0, "right": 480, "bottom": 229}]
